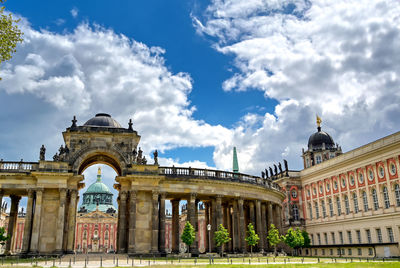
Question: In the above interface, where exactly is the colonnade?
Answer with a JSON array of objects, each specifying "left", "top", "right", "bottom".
[
  {"left": 116, "top": 190, "right": 283, "bottom": 255},
  {"left": 0, "top": 188, "right": 79, "bottom": 255}
]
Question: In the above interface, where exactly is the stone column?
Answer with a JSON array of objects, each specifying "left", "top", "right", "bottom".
[
  {"left": 276, "top": 205, "right": 283, "bottom": 233},
  {"left": 238, "top": 198, "right": 247, "bottom": 253},
  {"left": 5, "top": 195, "right": 20, "bottom": 254},
  {"left": 118, "top": 191, "right": 128, "bottom": 253},
  {"left": 226, "top": 205, "right": 233, "bottom": 252},
  {"left": 21, "top": 189, "right": 34, "bottom": 254},
  {"left": 267, "top": 202, "right": 273, "bottom": 230},
  {"left": 256, "top": 200, "right": 264, "bottom": 252},
  {"left": 205, "top": 202, "right": 210, "bottom": 253},
  {"left": 194, "top": 199, "right": 199, "bottom": 253},
  {"left": 66, "top": 189, "right": 78, "bottom": 253},
  {"left": 55, "top": 188, "right": 67, "bottom": 253},
  {"left": 249, "top": 201, "right": 255, "bottom": 227},
  {"left": 159, "top": 192, "right": 166, "bottom": 254},
  {"left": 211, "top": 198, "right": 217, "bottom": 252},
  {"left": 30, "top": 189, "right": 43, "bottom": 253},
  {"left": 188, "top": 193, "right": 198, "bottom": 254},
  {"left": 216, "top": 195, "right": 222, "bottom": 227},
  {"left": 232, "top": 199, "right": 239, "bottom": 252},
  {"left": 171, "top": 199, "right": 180, "bottom": 253},
  {"left": 261, "top": 203, "right": 268, "bottom": 250},
  {"left": 128, "top": 190, "right": 137, "bottom": 254},
  {"left": 151, "top": 191, "right": 159, "bottom": 253}
]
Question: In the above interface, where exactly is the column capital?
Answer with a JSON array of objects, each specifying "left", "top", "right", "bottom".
[
  {"left": 35, "top": 187, "right": 44, "bottom": 193},
  {"left": 249, "top": 201, "right": 255, "bottom": 207},
  {"left": 27, "top": 188, "right": 34, "bottom": 197},
  {"left": 190, "top": 192, "right": 197, "bottom": 200},
  {"left": 129, "top": 190, "right": 137, "bottom": 199},
  {"left": 69, "top": 189, "right": 78, "bottom": 195},
  {"left": 160, "top": 192, "right": 167, "bottom": 199},
  {"left": 59, "top": 188, "right": 67, "bottom": 195},
  {"left": 120, "top": 190, "right": 128, "bottom": 200},
  {"left": 152, "top": 191, "right": 159, "bottom": 200},
  {"left": 238, "top": 198, "right": 244, "bottom": 205},
  {"left": 10, "top": 194, "right": 21, "bottom": 202}
]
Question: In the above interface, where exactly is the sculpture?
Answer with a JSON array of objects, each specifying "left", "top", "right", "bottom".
[
  {"left": 269, "top": 167, "right": 273, "bottom": 178},
  {"left": 278, "top": 162, "right": 283, "bottom": 174},
  {"left": 153, "top": 150, "right": 158, "bottom": 165},
  {"left": 137, "top": 147, "right": 143, "bottom": 164},
  {"left": 53, "top": 153, "right": 59, "bottom": 161},
  {"left": 71, "top": 115, "right": 77, "bottom": 129},
  {"left": 261, "top": 171, "right": 265, "bottom": 179},
  {"left": 265, "top": 169, "right": 269, "bottom": 178},
  {"left": 128, "top": 119, "right": 133, "bottom": 131},
  {"left": 284, "top": 159, "right": 289, "bottom": 176},
  {"left": 39, "top": 145, "right": 46, "bottom": 161},
  {"left": 273, "top": 164, "right": 278, "bottom": 175},
  {"left": 142, "top": 156, "right": 147, "bottom": 165}
]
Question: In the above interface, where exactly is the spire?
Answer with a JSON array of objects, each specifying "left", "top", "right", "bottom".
[
  {"left": 97, "top": 167, "right": 102, "bottom": 182},
  {"left": 316, "top": 114, "right": 322, "bottom": 132},
  {"left": 233, "top": 147, "right": 239, "bottom": 173}
]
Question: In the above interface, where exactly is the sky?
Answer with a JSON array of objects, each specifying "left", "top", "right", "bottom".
[{"left": 1, "top": 0, "right": 400, "bottom": 209}]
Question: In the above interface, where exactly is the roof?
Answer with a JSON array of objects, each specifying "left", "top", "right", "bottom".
[
  {"left": 308, "top": 127, "right": 335, "bottom": 150},
  {"left": 83, "top": 113, "right": 122, "bottom": 128}
]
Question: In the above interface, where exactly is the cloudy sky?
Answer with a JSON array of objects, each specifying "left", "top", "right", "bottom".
[{"left": 1, "top": 0, "right": 400, "bottom": 208}]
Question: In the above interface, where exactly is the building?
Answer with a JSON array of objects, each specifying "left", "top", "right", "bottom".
[
  {"left": 276, "top": 117, "right": 400, "bottom": 258},
  {"left": 75, "top": 167, "right": 118, "bottom": 253}
]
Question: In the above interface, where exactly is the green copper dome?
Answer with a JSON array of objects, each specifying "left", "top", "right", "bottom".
[{"left": 78, "top": 167, "right": 116, "bottom": 213}]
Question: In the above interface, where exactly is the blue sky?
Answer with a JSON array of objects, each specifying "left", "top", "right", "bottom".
[{"left": 1, "top": 0, "right": 400, "bottom": 209}]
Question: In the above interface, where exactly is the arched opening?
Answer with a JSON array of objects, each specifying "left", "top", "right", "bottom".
[
  {"left": 75, "top": 164, "right": 119, "bottom": 254},
  {"left": 78, "top": 153, "right": 122, "bottom": 176}
]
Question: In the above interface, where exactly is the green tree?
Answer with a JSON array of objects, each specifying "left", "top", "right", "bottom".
[
  {"left": 282, "top": 227, "right": 304, "bottom": 256},
  {"left": 181, "top": 221, "right": 195, "bottom": 253},
  {"left": 0, "top": 0, "right": 23, "bottom": 78},
  {"left": 267, "top": 224, "right": 281, "bottom": 256},
  {"left": 0, "top": 227, "right": 9, "bottom": 246},
  {"left": 214, "top": 224, "right": 231, "bottom": 256},
  {"left": 301, "top": 230, "right": 311, "bottom": 248},
  {"left": 245, "top": 223, "right": 259, "bottom": 254}
]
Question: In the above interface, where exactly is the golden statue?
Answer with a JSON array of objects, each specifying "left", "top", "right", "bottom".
[{"left": 316, "top": 115, "right": 322, "bottom": 127}]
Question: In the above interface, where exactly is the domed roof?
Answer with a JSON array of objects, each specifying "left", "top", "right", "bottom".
[
  {"left": 83, "top": 113, "right": 122, "bottom": 128},
  {"left": 308, "top": 127, "right": 335, "bottom": 150},
  {"left": 86, "top": 181, "right": 113, "bottom": 194}
]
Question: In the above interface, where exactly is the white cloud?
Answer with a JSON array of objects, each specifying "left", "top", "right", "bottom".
[
  {"left": 70, "top": 7, "right": 78, "bottom": 18},
  {"left": 192, "top": 0, "right": 400, "bottom": 172}
]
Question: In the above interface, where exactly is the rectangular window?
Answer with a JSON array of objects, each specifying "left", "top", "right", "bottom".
[
  {"left": 337, "top": 197, "right": 342, "bottom": 215},
  {"left": 366, "top": 229, "right": 372, "bottom": 244},
  {"left": 337, "top": 248, "right": 341, "bottom": 255},
  {"left": 308, "top": 203, "right": 313, "bottom": 219},
  {"left": 331, "top": 232, "right": 336, "bottom": 244},
  {"left": 356, "top": 230, "right": 361, "bottom": 244},
  {"left": 322, "top": 200, "right": 327, "bottom": 218},
  {"left": 339, "top": 231, "right": 343, "bottom": 244},
  {"left": 368, "top": 248, "right": 373, "bottom": 256},
  {"left": 348, "top": 248, "right": 352, "bottom": 255},
  {"left": 330, "top": 249, "right": 333, "bottom": 256},
  {"left": 315, "top": 202, "right": 320, "bottom": 219},
  {"left": 322, "top": 249, "right": 325, "bottom": 255},
  {"left": 341, "top": 248, "right": 345, "bottom": 255},
  {"left": 376, "top": 228, "right": 382, "bottom": 243},
  {"left": 324, "top": 233, "right": 328, "bottom": 244},
  {"left": 358, "top": 248, "right": 362, "bottom": 256},
  {"left": 314, "top": 249, "right": 317, "bottom": 255},
  {"left": 329, "top": 199, "right": 334, "bottom": 217},
  {"left": 372, "top": 189, "right": 379, "bottom": 210},
  {"left": 345, "top": 196, "right": 350, "bottom": 215},
  {"left": 317, "top": 233, "right": 321, "bottom": 245},
  {"left": 387, "top": 228, "right": 394, "bottom": 243},
  {"left": 347, "top": 231, "right": 352, "bottom": 244}
]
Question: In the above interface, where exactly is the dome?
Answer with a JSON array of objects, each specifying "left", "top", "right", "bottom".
[
  {"left": 308, "top": 127, "right": 335, "bottom": 150},
  {"left": 86, "top": 181, "right": 113, "bottom": 194},
  {"left": 83, "top": 113, "right": 122, "bottom": 128}
]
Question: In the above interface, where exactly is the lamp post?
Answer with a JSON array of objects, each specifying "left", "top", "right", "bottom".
[{"left": 207, "top": 224, "right": 211, "bottom": 253}]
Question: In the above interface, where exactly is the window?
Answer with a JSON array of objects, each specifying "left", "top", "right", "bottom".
[
  {"left": 358, "top": 248, "right": 362, "bottom": 256},
  {"left": 353, "top": 193, "right": 359, "bottom": 213},
  {"left": 331, "top": 232, "right": 336, "bottom": 244},
  {"left": 320, "top": 184, "right": 323, "bottom": 193},
  {"left": 342, "top": 177, "right": 346, "bottom": 187},
  {"left": 291, "top": 190, "right": 297, "bottom": 198},
  {"left": 334, "top": 180, "right": 338, "bottom": 190},
  {"left": 350, "top": 175, "right": 355, "bottom": 186},
  {"left": 306, "top": 158, "right": 310, "bottom": 168},
  {"left": 330, "top": 249, "right": 333, "bottom": 256},
  {"left": 314, "top": 249, "right": 317, "bottom": 255},
  {"left": 315, "top": 202, "right": 320, "bottom": 219},
  {"left": 313, "top": 187, "right": 317, "bottom": 195},
  {"left": 356, "top": 230, "right": 361, "bottom": 244},
  {"left": 326, "top": 182, "right": 330, "bottom": 191},
  {"left": 324, "top": 233, "right": 328, "bottom": 244},
  {"left": 347, "top": 231, "right": 352, "bottom": 244},
  {"left": 322, "top": 249, "right": 325, "bottom": 255},
  {"left": 292, "top": 204, "right": 299, "bottom": 221},
  {"left": 376, "top": 228, "right": 382, "bottom": 243},
  {"left": 366, "top": 229, "right": 372, "bottom": 244},
  {"left": 308, "top": 203, "right": 313, "bottom": 219},
  {"left": 368, "top": 248, "right": 373, "bottom": 256},
  {"left": 341, "top": 248, "right": 345, "bottom": 255},
  {"left": 105, "top": 231, "right": 109, "bottom": 240},
  {"left": 316, "top": 155, "right": 322, "bottom": 164},
  {"left": 322, "top": 200, "right": 327, "bottom": 218},
  {"left": 307, "top": 189, "right": 310, "bottom": 197},
  {"left": 368, "top": 169, "right": 374, "bottom": 181},
  {"left": 83, "top": 230, "right": 87, "bottom": 239},
  {"left": 330, "top": 153, "right": 335, "bottom": 159},
  {"left": 336, "top": 197, "right": 342, "bottom": 215},
  {"left": 344, "top": 195, "right": 350, "bottom": 215},
  {"left": 329, "top": 198, "right": 334, "bottom": 217},
  {"left": 317, "top": 233, "right": 321, "bottom": 245},
  {"left": 362, "top": 191, "right": 369, "bottom": 212},
  {"left": 339, "top": 231, "right": 344, "bottom": 244},
  {"left": 390, "top": 163, "right": 396, "bottom": 175},
  {"left": 311, "top": 234, "right": 314, "bottom": 245},
  {"left": 383, "top": 186, "right": 390, "bottom": 209},
  {"left": 395, "top": 184, "right": 400, "bottom": 207},
  {"left": 359, "top": 172, "right": 364, "bottom": 184},
  {"left": 348, "top": 248, "right": 352, "bottom": 255},
  {"left": 372, "top": 189, "right": 379, "bottom": 210},
  {"left": 387, "top": 228, "right": 394, "bottom": 243},
  {"left": 337, "top": 248, "right": 341, "bottom": 255},
  {"left": 379, "top": 166, "right": 385, "bottom": 178}
]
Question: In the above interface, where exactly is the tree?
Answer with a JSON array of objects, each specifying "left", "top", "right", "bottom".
[
  {"left": 181, "top": 221, "right": 195, "bottom": 253},
  {"left": 0, "top": 0, "right": 23, "bottom": 78},
  {"left": 282, "top": 227, "right": 304, "bottom": 256},
  {"left": 0, "top": 227, "right": 9, "bottom": 246},
  {"left": 245, "top": 223, "right": 259, "bottom": 255},
  {"left": 267, "top": 224, "right": 281, "bottom": 256},
  {"left": 301, "top": 230, "right": 311, "bottom": 248},
  {"left": 214, "top": 224, "right": 231, "bottom": 256}
]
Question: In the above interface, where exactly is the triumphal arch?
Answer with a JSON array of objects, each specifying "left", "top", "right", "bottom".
[{"left": 0, "top": 113, "right": 285, "bottom": 255}]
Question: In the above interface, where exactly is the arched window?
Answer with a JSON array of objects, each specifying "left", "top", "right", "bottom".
[
  {"left": 308, "top": 203, "right": 313, "bottom": 219},
  {"left": 105, "top": 231, "right": 109, "bottom": 240},
  {"left": 292, "top": 205, "right": 299, "bottom": 221},
  {"left": 353, "top": 193, "right": 359, "bottom": 213},
  {"left": 321, "top": 200, "right": 326, "bottom": 218},
  {"left": 83, "top": 231, "right": 87, "bottom": 239},
  {"left": 372, "top": 189, "right": 379, "bottom": 210},
  {"left": 362, "top": 191, "right": 369, "bottom": 212},
  {"left": 336, "top": 197, "right": 342, "bottom": 215},
  {"left": 395, "top": 184, "right": 400, "bottom": 207},
  {"left": 316, "top": 155, "right": 322, "bottom": 164},
  {"left": 314, "top": 202, "right": 320, "bottom": 219},
  {"left": 383, "top": 186, "right": 390, "bottom": 209},
  {"left": 328, "top": 198, "right": 334, "bottom": 217},
  {"left": 344, "top": 195, "right": 350, "bottom": 215}
]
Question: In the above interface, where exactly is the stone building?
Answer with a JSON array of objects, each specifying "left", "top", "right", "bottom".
[{"left": 276, "top": 117, "right": 400, "bottom": 258}]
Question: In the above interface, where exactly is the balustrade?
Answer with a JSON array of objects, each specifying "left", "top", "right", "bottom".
[{"left": 0, "top": 161, "right": 37, "bottom": 172}]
